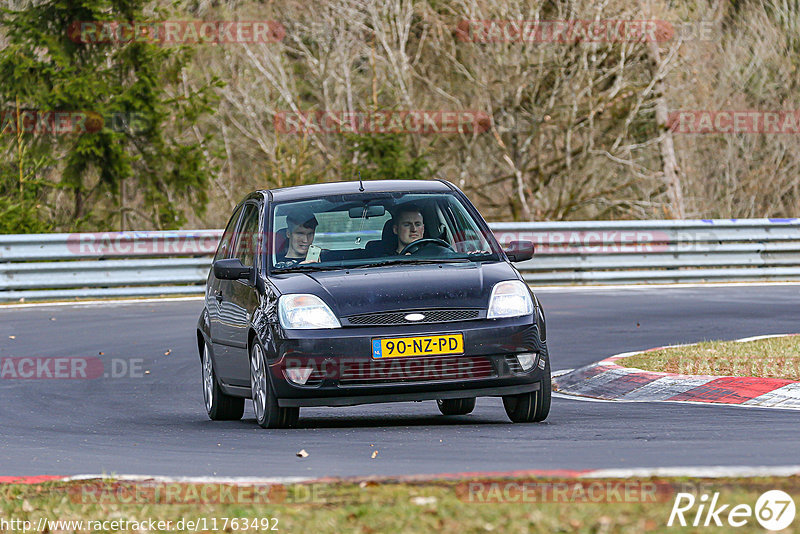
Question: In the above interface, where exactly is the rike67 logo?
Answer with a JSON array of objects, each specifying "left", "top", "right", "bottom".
[{"left": 668, "top": 490, "right": 796, "bottom": 530}]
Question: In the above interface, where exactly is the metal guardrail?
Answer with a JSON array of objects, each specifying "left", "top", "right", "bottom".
[
  {"left": 1, "top": 219, "right": 799, "bottom": 301},
  {"left": 492, "top": 219, "right": 800, "bottom": 284}
]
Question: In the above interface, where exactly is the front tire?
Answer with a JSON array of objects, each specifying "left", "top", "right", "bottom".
[
  {"left": 202, "top": 342, "right": 244, "bottom": 420},
  {"left": 503, "top": 356, "right": 551, "bottom": 423},
  {"left": 250, "top": 342, "right": 299, "bottom": 429},
  {"left": 437, "top": 398, "right": 476, "bottom": 415}
]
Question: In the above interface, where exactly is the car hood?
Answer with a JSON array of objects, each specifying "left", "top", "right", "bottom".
[{"left": 269, "top": 261, "right": 521, "bottom": 317}]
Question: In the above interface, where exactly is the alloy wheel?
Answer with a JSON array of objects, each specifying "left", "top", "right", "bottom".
[
  {"left": 202, "top": 344, "right": 214, "bottom": 413},
  {"left": 250, "top": 344, "right": 268, "bottom": 422}
]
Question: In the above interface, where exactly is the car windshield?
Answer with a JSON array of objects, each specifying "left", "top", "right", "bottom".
[{"left": 268, "top": 192, "right": 500, "bottom": 272}]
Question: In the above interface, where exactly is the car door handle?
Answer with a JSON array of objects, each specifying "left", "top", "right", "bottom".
[{"left": 215, "top": 291, "right": 223, "bottom": 303}]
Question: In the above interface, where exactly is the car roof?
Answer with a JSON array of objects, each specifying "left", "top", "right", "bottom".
[{"left": 256, "top": 180, "right": 454, "bottom": 202}]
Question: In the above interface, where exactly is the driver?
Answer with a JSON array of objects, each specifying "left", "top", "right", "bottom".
[{"left": 392, "top": 204, "right": 425, "bottom": 254}]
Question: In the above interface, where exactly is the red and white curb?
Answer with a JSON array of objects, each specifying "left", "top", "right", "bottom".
[
  {"left": 553, "top": 334, "right": 800, "bottom": 409},
  {"left": 4, "top": 465, "right": 800, "bottom": 485}
]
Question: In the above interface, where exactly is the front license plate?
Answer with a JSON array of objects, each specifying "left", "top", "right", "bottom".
[{"left": 372, "top": 334, "right": 464, "bottom": 359}]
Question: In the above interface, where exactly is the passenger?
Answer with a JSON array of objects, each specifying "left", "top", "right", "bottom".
[
  {"left": 275, "top": 211, "right": 319, "bottom": 268},
  {"left": 392, "top": 204, "right": 425, "bottom": 254}
]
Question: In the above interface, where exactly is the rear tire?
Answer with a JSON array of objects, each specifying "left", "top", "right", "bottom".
[
  {"left": 250, "top": 342, "right": 299, "bottom": 429},
  {"left": 437, "top": 398, "right": 476, "bottom": 416},
  {"left": 502, "top": 356, "right": 551, "bottom": 423},
  {"left": 202, "top": 341, "right": 244, "bottom": 421}
]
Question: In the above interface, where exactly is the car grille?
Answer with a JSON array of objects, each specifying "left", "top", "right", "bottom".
[
  {"left": 345, "top": 309, "right": 481, "bottom": 326},
  {"left": 337, "top": 355, "right": 495, "bottom": 385},
  {"left": 300, "top": 374, "right": 324, "bottom": 387},
  {"left": 505, "top": 355, "right": 524, "bottom": 373}
]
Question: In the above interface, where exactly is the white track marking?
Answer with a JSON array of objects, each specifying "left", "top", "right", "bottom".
[
  {"left": 744, "top": 383, "right": 800, "bottom": 408},
  {"left": 0, "top": 296, "right": 203, "bottom": 309},
  {"left": 735, "top": 334, "right": 796, "bottom": 343},
  {"left": 618, "top": 376, "right": 716, "bottom": 401},
  {"left": 585, "top": 466, "right": 800, "bottom": 479},
  {"left": 552, "top": 392, "right": 621, "bottom": 403},
  {"left": 602, "top": 351, "right": 647, "bottom": 360},
  {"left": 554, "top": 391, "right": 800, "bottom": 411},
  {"left": 529, "top": 281, "right": 800, "bottom": 292},
  {"left": 42, "top": 465, "right": 800, "bottom": 484}
]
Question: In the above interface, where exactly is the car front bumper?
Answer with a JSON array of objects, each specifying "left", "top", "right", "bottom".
[{"left": 266, "top": 317, "right": 548, "bottom": 408}]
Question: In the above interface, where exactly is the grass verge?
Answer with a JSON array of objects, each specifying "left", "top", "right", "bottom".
[
  {"left": 1, "top": 476, "right": 799, "bottom": 533},
  {"left": 620, "top": 336, "right": 800, "bottom": 380}
]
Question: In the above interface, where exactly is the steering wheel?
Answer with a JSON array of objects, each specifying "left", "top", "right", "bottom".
[{"left": 399, "top": 238, "right": 455, "bottom": 255}]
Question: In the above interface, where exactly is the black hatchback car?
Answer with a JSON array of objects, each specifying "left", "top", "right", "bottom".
[{"left": 197, "top": 180, "right": 550, "bottom": 428}]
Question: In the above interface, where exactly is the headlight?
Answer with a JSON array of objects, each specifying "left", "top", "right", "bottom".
[
  {"left": 487, "top": 280, "right": 533, "bottom": 319},
  {"left": 278, "top": 294, "right": 341, "bottom": 329},
  {"left": 516, "top": 353, "right": 537, "bottom": 371}
]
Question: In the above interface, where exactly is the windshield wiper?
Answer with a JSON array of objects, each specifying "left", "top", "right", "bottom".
[
  {"left": 272, "top": 264, "right": 344, "bottom": 273},
  {"left": 351, "top": 258, "right": 470, "bottom": 269},
  {"left": 274, "top": 257, "right": 478, "bottom": 273}
]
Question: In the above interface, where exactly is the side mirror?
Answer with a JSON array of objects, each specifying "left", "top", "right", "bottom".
[
  {"left": 504, "top": 240, "right": 534, "bottom": 263},
  {"left": 213, "top": 258, "right": 254, "bottom": 281}
]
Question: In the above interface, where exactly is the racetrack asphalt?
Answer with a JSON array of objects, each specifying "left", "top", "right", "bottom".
[{"left": 0, "top": 285, "right": 798, "bottom": 477}]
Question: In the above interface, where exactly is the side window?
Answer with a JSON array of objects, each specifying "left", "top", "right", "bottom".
[
  {"left": 214, "top": 205, "right": 243, "bottom": 262},
  {"left": 233, "top": 204, "right": 260, "bottom": 267},
  {"left": 446, "top": 199, "right": 490, "bottom": 253}
]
